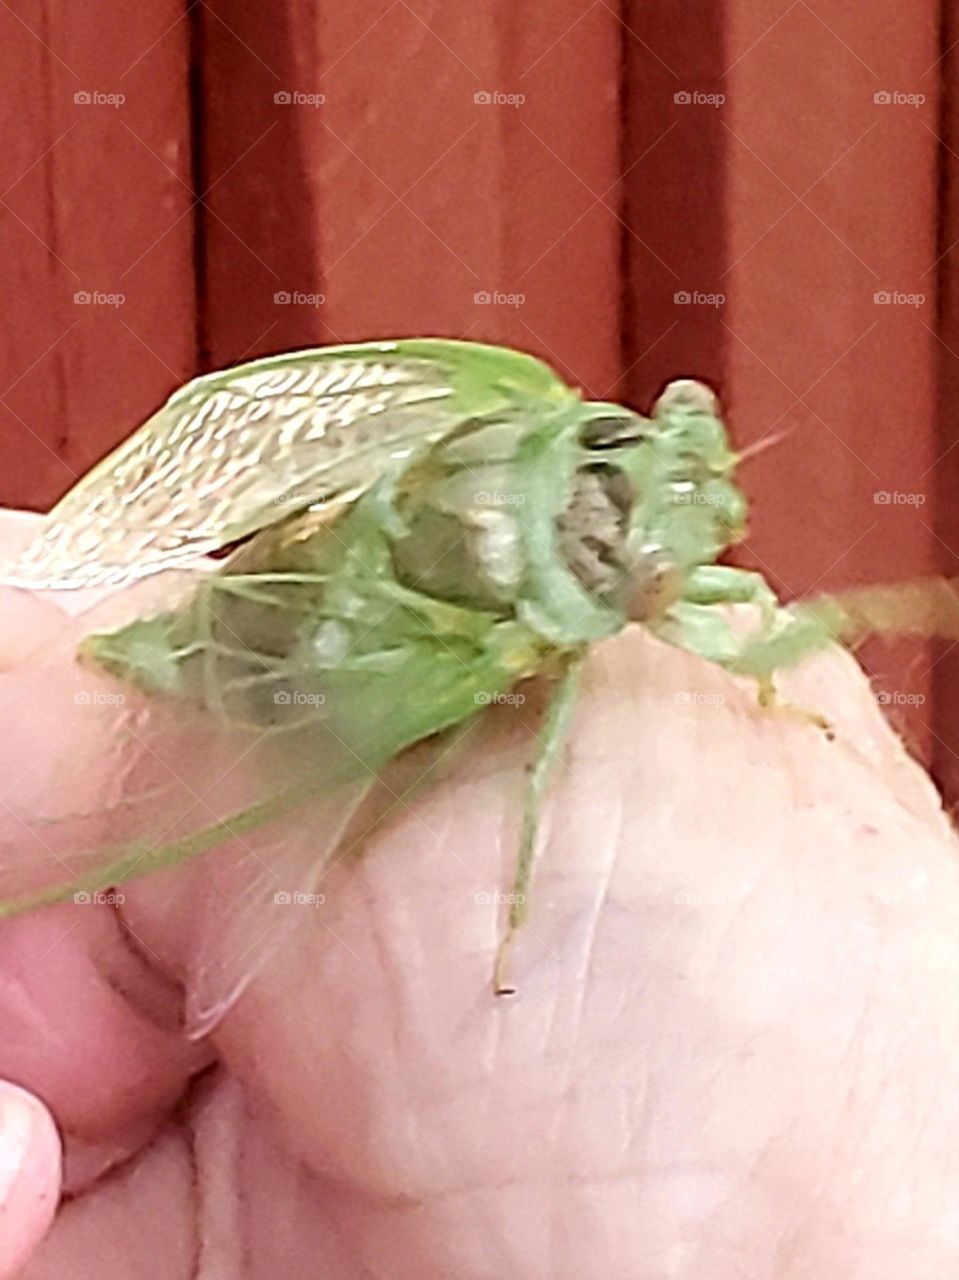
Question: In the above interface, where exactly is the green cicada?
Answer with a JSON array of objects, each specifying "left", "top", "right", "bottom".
[{"left": 2, "top": 339, "right": 954, "bottom": 1028}]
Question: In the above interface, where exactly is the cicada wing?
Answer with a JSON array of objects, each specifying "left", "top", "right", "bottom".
[
  {"left": 0, "top": 683, "right": 300, "bottom": 915},
  {"left": 797, "top": 578, "right": 959, "bottom": 645},
  {"left": 181, "top": 773, "right": 376, "bottom": 1039},
  {"left": 2, "top": 339, "right": 571, "bottom": 591},
  {"left": 0, "top": 668, "right": 386, "bottom": 1038}
]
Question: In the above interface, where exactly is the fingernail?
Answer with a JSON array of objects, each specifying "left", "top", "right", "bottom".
[
  {"left": 0, "top": 1087, "right": 33, "bottom": 1209},
  {"left": 0, "top": 1083, "right": 61, "bottom": 1279}
]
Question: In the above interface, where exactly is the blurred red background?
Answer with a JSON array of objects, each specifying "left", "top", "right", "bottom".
[{"left": 1, "top": 1, "right": 957, "bottom": 794}]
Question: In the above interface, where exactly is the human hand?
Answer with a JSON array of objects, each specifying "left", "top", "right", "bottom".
[{"left": 0, "top": 510, "right": 956, "bottom": 1279}]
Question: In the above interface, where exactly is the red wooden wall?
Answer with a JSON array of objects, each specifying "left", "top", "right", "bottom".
[{"left": 0, "top": 1, "right": 955, "bottom": 787}]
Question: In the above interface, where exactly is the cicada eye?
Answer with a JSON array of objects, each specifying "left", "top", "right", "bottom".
[{"left": 579, "top": 414, "right": 653, "bottom": 451}]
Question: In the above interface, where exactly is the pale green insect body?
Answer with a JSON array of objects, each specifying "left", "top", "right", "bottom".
[
  {"left": 8, "top": 338, "right": 912, "bottom": 1011},
  {"left": 81, "top": 382, "right": 746, "bottom": 762}
]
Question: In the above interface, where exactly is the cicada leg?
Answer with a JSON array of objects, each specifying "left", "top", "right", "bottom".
[
  {"left": 493, "top": 651, "right": 585, "bottom": 996},
  {"left": 653, "top": 565, "right": 835, "bottom": 736}
]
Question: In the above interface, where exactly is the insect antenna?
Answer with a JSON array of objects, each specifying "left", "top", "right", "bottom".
[{"left": 730, "top": 418, "right": 801, "bottom": 470}]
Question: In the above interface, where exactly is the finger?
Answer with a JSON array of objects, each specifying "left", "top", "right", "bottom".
[
  {"left": 0, "top": 515, "right": 210, "bottom": 1159},
  {"left": 0, "top": 1082, "right": 60, "bottom": 1280},
  {"left": 0, "top": 510, "right": 43, "bottom": 559},
  {"left": 0, "top": 911, "right": 208, "bottom": 1147}
]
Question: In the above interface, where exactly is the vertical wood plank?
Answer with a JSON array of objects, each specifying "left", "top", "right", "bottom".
[
  {"left": 621, "top": 2, "right": 728, "bottom": 405},
  {"left": 0, "top": 2, "right": 195, "bottom": 511},
  {"left": 721, "top": 0, "right": 941, "bottom": 758},
  {"left": 197, "top": 1, "right": 623, "bottom": 395},
  {"left": 933, "top": 14, "right": 959, "bottom": 801}
]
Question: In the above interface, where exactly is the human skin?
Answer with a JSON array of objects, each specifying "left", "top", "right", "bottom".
[{"left": 0, "top": 508, "right": 956, "bottom": 1279}]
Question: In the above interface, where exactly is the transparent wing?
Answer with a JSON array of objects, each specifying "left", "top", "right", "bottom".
[
  {"left": 2, "top": 339, "right": 570, "bottom": 590},
  {"left": 178, "top": 774, "right": 377, "bottom": 1039},
  {"left": 0, "top": 674, "right": 476, "bottom": 1037},
  {"left": 0, "top": 672, "right": 380, "bottom": 1037},
  {"left": 797, "top": 578, "right": 959, "bottom": 644}
]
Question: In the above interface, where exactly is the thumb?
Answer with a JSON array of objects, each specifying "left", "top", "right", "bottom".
[{"left": 0, "top": 1082, "right": 61, "bottom": 1279}]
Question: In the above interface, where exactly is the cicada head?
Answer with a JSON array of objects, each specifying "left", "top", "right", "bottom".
[{"left": 596, "top": 381, "right": 746, "bottom": 592}]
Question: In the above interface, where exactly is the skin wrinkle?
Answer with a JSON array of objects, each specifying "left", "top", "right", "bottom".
[
  {"left": 568, "top": 778, "right": 625, "bottom": 1022},
  {"left": 362, "top": 878, "right": 422, "bottom": 1186},
  {"left": 361, "top": 869, "right": 406, "bottom": 1072},
  {"left": 1, "top": 972, "right": 72, "bottom": 1059},
  {"left": 58, "top": 1117, "right": 172, "bottom": 1205},
  {"left": 542, "top": 796, "right": 626, "bottom": 1155},
  {"left": 192, "top": 1076, "right": 246, "bottom": 1280},
  {"left": 684, "top": 877, "right": 758, "bottom": 999},
  {"left": 477, "top": 778, "right": 517, "bottom": 1079},
  {"left": 693, "top": 1138, "right": 785, "bottom": 1269},
  {"left": 864, "top": 1034, "right": 940, "bottom": 1217}
]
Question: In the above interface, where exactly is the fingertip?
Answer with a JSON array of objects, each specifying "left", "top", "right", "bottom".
[{"left": 0, "top": 1083, "right": 61, "bottom": 1278}]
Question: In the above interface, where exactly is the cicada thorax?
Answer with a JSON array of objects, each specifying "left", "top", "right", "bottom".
[{"left": 388, "top": 410, "right": 663, "bottom": 626}]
